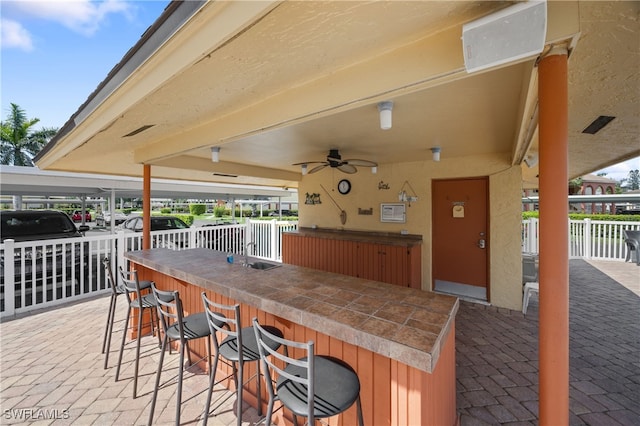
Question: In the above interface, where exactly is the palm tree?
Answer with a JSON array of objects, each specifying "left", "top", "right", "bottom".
[{"left": 0, "top": 103, "right": 58, "bottom": 166}]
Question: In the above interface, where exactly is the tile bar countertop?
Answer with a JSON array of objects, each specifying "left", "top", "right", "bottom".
[
  {"left": 125, "top": 248, "right": 458, "bottom": 373},
  {"left": 288, "top": 227, "right": 423, "bottom": 247}
]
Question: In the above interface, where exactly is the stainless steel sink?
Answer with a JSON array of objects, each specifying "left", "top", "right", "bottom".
[{"left": 249, "top": 261, "right": 280, "bottom": 270}]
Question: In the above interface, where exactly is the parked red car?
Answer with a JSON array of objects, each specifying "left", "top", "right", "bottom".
[{"left": 71, "top": 210, "right": 91, "bottom": 223}]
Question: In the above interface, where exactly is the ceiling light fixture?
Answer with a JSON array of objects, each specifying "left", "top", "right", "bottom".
[
  {"left": 371, "top": 166, "right": 377, "bottom": 174},
  {"left": 431, "top": 147, "right": 441, "bottom": 162},
  {"left": 378, "top": 101, "right": 393, "bottom": 130},
  {"left": 211, "top": 146, "right": 220, "bottom": 162},
  {"left": 301, "top": 164, "right": 308, "bottom": 175}
]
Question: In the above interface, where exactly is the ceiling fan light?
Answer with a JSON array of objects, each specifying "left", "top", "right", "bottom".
[
  {"left": 431, "top": 146, "right": 441, "bottom": 162},
  {"left": 378, "top": 101, "right": 393, "bottom": 130},
  {"left": 372, "top": 166, "right": 377, "bottom": 174},
  {"left": 301, "top": 164, "right": 308, "bottom": 175},
  {"left": 211, "top": 146, "right": 220, "bottom": 162}
]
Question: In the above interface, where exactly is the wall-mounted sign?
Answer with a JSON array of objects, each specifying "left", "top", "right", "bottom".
[
  {"left": 453, "top": 205, "right": 465, "bottom": 218},
  {"left": 305, "top": 193, "right": 321, "bottom": 204},
  {"left": 381, "top": 203, "right": 406, "bottom": 223}
]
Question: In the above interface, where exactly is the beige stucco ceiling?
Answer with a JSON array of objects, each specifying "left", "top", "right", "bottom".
[{"left": 36, "top": 1, "right": 639, "bottom": 190}]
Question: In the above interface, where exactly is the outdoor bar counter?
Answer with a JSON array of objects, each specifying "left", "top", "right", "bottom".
[{"left": 126, "top": 248, "right": 459, "bottom": 426}]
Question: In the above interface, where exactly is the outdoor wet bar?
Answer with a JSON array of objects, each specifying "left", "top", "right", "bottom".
[{"left": 125, "top": 248, "right": 459, "bottom": 426}]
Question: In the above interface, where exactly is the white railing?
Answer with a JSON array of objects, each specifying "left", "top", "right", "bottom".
[
  {"left": 5, "top": 217, "right": 633, "bottom": 317},
  {"left": 1, "top": 220, "right": 297, "bottom": 318},
  {"left": 522, "top": 218, "right": 640, "bottom": 260}
]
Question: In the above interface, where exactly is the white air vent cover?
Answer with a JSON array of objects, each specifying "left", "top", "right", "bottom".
[{"left": 462, "top": 1, "right": 547, "bottom": 73}]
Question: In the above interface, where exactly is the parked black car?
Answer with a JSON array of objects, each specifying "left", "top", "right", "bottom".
[{"left": 1, "top": 210, "right": 90, "bottom": 309}]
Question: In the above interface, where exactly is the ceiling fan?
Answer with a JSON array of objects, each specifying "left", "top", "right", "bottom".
[{"left": 293, "top": 149, "right": 377, "bottom": 174}]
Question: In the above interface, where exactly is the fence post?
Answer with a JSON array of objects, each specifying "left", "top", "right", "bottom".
[
  {"left": 524, "top": 218, "right": 539, "bottom": 253},
  {"left": 584, "top": 218, "right": 592, "bottom": 259},
  {"left": 117, "top": 231, "right": 127, "bottom": 272},
  {"left": 270, "top": 220, "right": 278, "bottom": 262},
  {"left": 189, "top": 227, "right": 197, "bottom": 249},
  {"left": 244, "top": 220, "right": 252, "bottom": 256},
  {"left": 3, "top": 239, "right": 16, "bottom": 317}
]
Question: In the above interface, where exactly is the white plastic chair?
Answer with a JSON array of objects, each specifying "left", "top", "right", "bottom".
[{"left": 522, "top": 282, "right": 539, "bottom": 314}]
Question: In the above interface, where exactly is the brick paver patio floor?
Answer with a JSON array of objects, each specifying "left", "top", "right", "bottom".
[{"left": 456, "top": 259, "right": 640, "bottom": 425}]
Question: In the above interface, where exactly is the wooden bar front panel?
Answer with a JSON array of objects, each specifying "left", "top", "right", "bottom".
[
  {"left": 283, "top": 233, "right": 422, "bottom": 288},
  {"left": 136, "top": 264, "right": 457, "bottom": 426}
]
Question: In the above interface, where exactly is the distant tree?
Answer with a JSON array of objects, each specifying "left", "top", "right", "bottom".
[
  {"left": 622, "top": 169, "right": 640, "bottom": 190},
  {"left": 0, "top": 103, "right": 58, "bottom": 166},
  {"left": 568, "top": 177, "right": 583, "bottom": 195}
]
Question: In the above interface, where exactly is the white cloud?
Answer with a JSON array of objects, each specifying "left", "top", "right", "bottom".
[
  {"left": 1, "top": 18, "right": 34, "bottom": 51},
  {"left": 596, "top": 157, "right": 640, "bottom": 182},
  {"left": 7, "top": 0, "right": 134, "bottom": 37}
]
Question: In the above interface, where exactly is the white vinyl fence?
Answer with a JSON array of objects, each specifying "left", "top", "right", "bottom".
[
  {"left": 522, "top": 217, "right": 640, "bottom": 260},
  {"left": 3, "top": 218, "right": 635, "bottom": 318},
  {"left": 1, "top": 220, "right": 297, "bottom": 318}
]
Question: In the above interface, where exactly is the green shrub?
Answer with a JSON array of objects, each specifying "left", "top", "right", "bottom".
[
  {"left": 522, "top": 211, "right": 640, "bottom": 223},
  {"left": 174, "top": 214, "right": 194, "bottom": 226},
  {"left": 160, "top": 207, "right": 172, "bottom": 214},
  {"left": 213, "top": 205, "right": 226, "bottom": 217},
  {"left": 189, "top": 204, "right": 206, "bottom": 215}
]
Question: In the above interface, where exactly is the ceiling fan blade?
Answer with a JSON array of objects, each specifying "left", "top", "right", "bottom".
[
  {"left": 292, "top": 161, "right": 327, "bottom": 166},
  {"left": 338, "top": 164, "right": 357, "bottom": 174},
  {"left": 344, "top": 159, "right": 378, "bottom": 167},
  {"left": 308, "top": 164, "right": 329, "bottom": 174}
]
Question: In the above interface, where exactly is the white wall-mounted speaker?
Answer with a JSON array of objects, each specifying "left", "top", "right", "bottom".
[{"left": 462, "top": 0, "right": 547, "bottom": 73}]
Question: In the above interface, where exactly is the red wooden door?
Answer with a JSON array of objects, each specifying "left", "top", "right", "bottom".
[{"left": 432, "top": 178, "right": 489, "bottom": 300}]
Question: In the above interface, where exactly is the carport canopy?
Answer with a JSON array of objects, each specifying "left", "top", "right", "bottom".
[{"left": 0, "top": 165, "right": 294, "bottom": 202}]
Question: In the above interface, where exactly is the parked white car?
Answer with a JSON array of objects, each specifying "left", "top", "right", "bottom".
[{"left": 96, "top": 211, "right": 128, "bottom": 226}]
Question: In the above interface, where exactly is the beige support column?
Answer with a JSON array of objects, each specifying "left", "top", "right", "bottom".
[
  {"left": 143, "top": 164, "right": 151, "bottom": 250},
  {"left": 538, "top": 45, "right": 569, "bottom": 425}
]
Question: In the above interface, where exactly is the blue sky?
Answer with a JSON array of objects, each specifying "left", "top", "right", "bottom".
[
  {"left": 1, "top": 0, "right": 637, "bottom": 182},
  {"left": 1, "top": 0, "right": 168, "bottom": 127}
]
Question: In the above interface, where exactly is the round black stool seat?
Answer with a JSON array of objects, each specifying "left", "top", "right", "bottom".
[
  {"left": 219, "top": 325, "right": 282, "bottom": 362},
  {"left": 276, "top": 355, "right": 361, "bottom": 419}
]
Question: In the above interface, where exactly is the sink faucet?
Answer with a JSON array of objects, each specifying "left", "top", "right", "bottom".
[{"left": 244, "top": 241, "right": 256, "bottom": 266}]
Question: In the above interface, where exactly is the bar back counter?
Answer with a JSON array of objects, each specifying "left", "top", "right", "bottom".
[{"left": 126, "top": 248, "right": 459, "bottom": 426}]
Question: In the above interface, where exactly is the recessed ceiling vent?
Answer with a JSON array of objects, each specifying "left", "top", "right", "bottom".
[
  {"left": 213, "top": 173, "right": 238, "bottom": 178},
  {"left": 123, "top": 124, "right": 155, "bottom": 137},
  {"left": 582, "top": 116, "right": 615, "bottom": 135}
]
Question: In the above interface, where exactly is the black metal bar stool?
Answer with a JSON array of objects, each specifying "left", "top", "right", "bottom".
[
  {"left": 102, "top": 257, "right": 154, "bottom": 370},
  {"left": 201, "top": 293, "right": 283, "bottom": 426},
  {"left": 148, "top": 285, "right": 221, "bottom": 426},
  {"left": 253, "top": 318, "right": 364, "bottom": 426},
  {"left": 114, "top": 266, "right": 162, "bottom": 398}
]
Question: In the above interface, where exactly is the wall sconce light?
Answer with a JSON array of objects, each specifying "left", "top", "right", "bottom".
[
  {"left": 524, "top": 152, "right": 538, "bottom": 168},
  {"left": 378, "top": 101, "right": 393, "bottom": 130},
  {"left": 371, "top": 166, "right": 377, "bottom": 174},
  {"left": 301, "top": 164, "right": 308, "bottom": 175},
  {"left": 211, "top": 146, "right": 220, "bottom": 162},
  {"left": 431, "top": 146, "right": 441, "bottom": 162}
]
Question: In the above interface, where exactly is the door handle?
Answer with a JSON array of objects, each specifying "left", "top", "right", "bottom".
[{"left": 477, "top": 239, "right": 486, "bottom": 249}]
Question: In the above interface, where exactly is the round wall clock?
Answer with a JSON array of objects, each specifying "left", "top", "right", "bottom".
[{"left": 338, "top": 179, "right": 351, "bottom": 195}]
